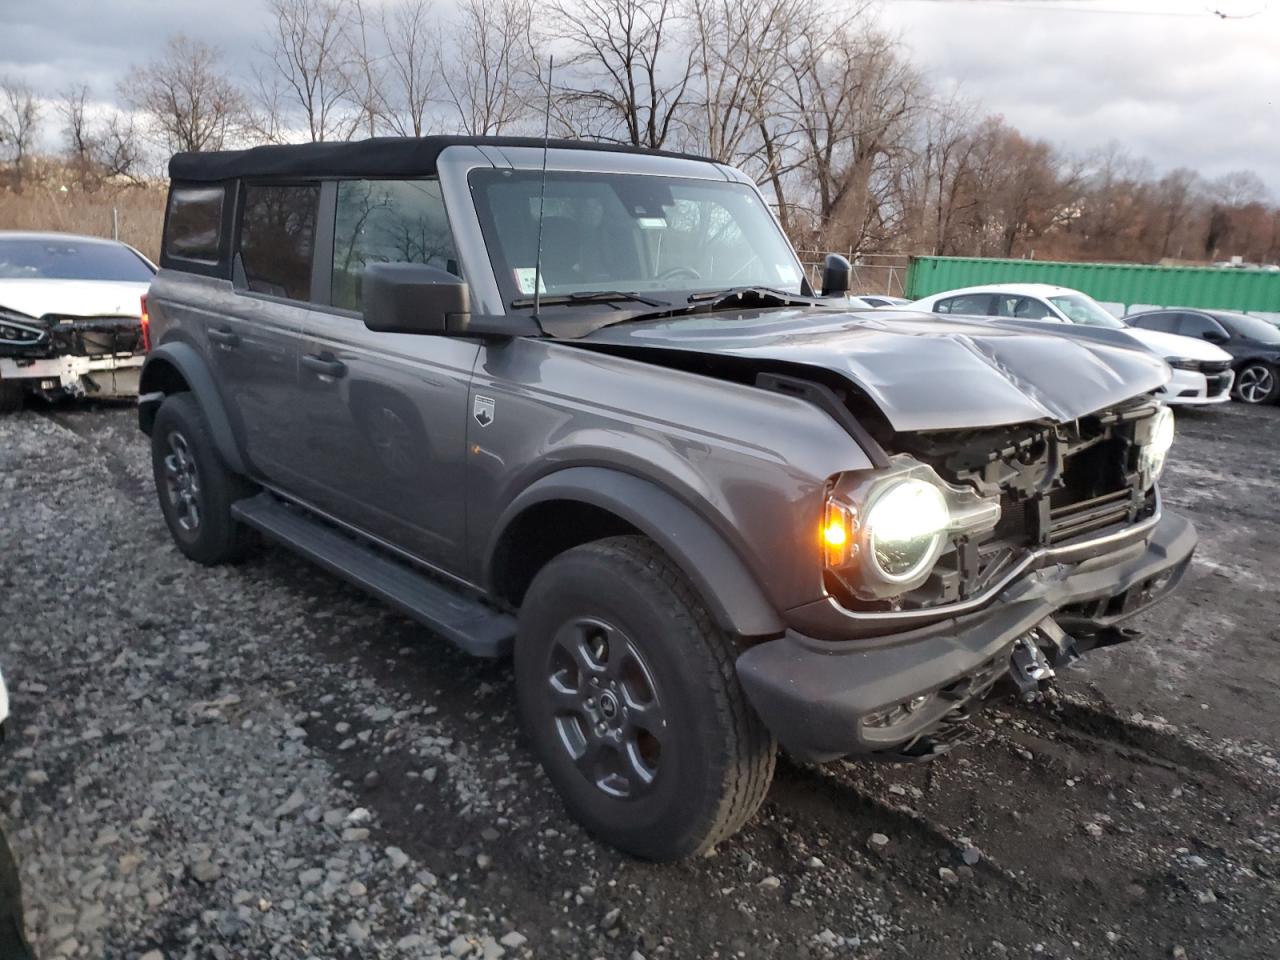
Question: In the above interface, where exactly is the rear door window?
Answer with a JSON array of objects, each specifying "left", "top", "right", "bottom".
[
  {"left": 237, "top": 183, "right": 320, "bottom": 301},
  {"left": 1129, "top": 312, "right": 1179, "bottom": 333},
  {"left": 995, "top": 296, "right": 1055, "bottom": 320},
  {"left": 165, "top": 185, "right": 225, "bottom": 263},
  {"left": 934, "top": 294, "right": 994, "bottom": 316},
  {"left": 331, "top": 179, "right": 459, "bottom": 312}
]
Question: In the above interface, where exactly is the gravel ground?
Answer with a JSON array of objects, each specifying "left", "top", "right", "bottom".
[{"left": 0, "top": 399, "right": 1277, "bottom": 960}]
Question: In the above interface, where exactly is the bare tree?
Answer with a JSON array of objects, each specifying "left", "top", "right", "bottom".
[
  {"left": 437, "top": 0, "right": 536, "bottom": 136},
  {"left": 686, "top": 0, "right": 817, "bottom": 167},
  {"left": 258, "top": 0, "right": 357, "bottom": 142},
  {"left": 913, "top": 93, "right": 979, "bottom": 255},
  {"left": 1149, "top": 168, "right": 1200, "bottom": 260},
  {"left": 97, "top": 112, "right": 145, "bottom": 183},
  {"left": 0, "top": 77, "right": 43, "bottom": 185},
  {"left": 121, "top": 36, "right": 247, "bottom": 152},
  {"left": 777, "top": 23, "right": 921, "bottom": 252},
  {"left": 56, "top": 85, "right": 146, "bottom": 188},
  {"left": 346, "top": 0, "right": 385, "bottom": 137},
  {"left": 59, "top": 84, "right": 96, "bottom": 180},
  {"left": 547, "top": 0, "right": 696, "bottom": 149},
  {"left": 376, "top": 0, "right": 437, "bottom": 137}
]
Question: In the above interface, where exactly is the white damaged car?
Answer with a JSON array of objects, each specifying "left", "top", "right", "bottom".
[
  {"left": 0, "top": 231, "right": 154, "bottom": 413},
  {"left": 909, "top": 283, "right": 1234, "bottom": 406}
]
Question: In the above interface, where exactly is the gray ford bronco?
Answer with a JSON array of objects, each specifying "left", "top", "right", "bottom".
[{"left": 139, "top": 136, "right": 1195, "bottom": 860}]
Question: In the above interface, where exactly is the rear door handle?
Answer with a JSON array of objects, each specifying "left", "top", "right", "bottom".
[
  {"left": 208, "top": 327, "right": 240, "bottom": 348},
  {"left": 302, "top": 352, "right": 347, "bottom": 379}
]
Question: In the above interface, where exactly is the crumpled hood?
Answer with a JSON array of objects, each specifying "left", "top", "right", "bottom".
[
  {"left": 582, "top": 308, "right": 1171, "bottom": 432},
  {"left": 0, "top": 279, "right": 149, "bottom": 320}
]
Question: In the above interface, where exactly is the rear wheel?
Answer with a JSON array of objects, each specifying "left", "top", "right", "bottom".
[
  {"left": 150, "top": 392, "right": 255, "bottom": 564},
  {"left": 1234, "top": 362, "right": 1279, "bottom": 404},
  {"left": 514, "top": 535, "right": 776, "bottom": 860},
  {"left": 0, "top": 380, "right": 23, "bottom": 414}
]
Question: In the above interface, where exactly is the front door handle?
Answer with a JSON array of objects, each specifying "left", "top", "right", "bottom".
[
  {"left": 208, "top": 327, "right": 240, "bottom": 348},
  {"left": 302, "top": 352, "right": 347, "bottom": 379}
]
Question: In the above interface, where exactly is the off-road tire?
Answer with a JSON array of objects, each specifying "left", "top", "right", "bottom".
[
  {"left": 515, "top": 535, "right": 776, "bottom": 861},
  {"left": 150, "top": 392, "right": 255, "bottom": 565},
  {"left": 1233, "top": 362, "right": 1280, "bottom": 405},
  {"left": 0, "top": 380, "right": 23, "bottom": 414}
]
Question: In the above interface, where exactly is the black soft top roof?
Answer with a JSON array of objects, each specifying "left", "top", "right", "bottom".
[{"left": 169, "top": 135, "right": 715, "bottom": 182}]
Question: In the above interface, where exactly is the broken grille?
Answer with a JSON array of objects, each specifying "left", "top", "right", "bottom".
[{"left": 1047, "top": 488, "right": 1134, "bottom": 544}]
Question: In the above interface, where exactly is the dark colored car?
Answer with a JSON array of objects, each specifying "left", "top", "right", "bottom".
[
  {"left": 1126, "top": 308, "right": 1280, "bottom": 405},
  {"left": 138, "top": 136, "right": 1195, "bottom": 860}
]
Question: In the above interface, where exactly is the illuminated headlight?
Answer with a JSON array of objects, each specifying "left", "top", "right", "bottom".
[
  {"left": 1139, "top": 406, "right": 1175, "bottom": 484},
  {"left": 864, "top": 479, "right": 949, "bottom": 582},
  {"left": 823, "top": 458, "right": 1001, "bottom": 601}
]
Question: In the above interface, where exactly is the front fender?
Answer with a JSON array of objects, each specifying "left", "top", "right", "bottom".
[
  {"left": 138, "top": 341, "right": 245, "bottom": 474},
  {"left": 487, "top": 466, "right": 785, "bottom": 638}
]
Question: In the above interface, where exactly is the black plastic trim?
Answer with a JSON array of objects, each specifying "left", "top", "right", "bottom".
[
  {"left": 137, "top": 341, "right": 246, "bottom": 474},
  {"left": 487, "top": 466, "right": 785, "bottom": 638}
]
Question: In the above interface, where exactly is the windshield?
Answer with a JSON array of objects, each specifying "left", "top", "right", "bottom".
[
  {"left": 0, "top": 238, "right": 154, "bottom": 282},
  {"left": 1048, "top": 294, "right": 1124, "bottom": 328},
  {"left": 469, "top": 170, "right": 805, "bottom": 307},
  {"left": 1217, "top": 312, "right": 1280, "bottom": 343}
]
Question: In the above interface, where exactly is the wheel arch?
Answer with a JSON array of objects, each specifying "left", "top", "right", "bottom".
[
  {"left": 138, "top": 341, "right": 246, "bottom": 474},
  {"left": 486, "top": 467, "right": 785, "bottom": 639}
]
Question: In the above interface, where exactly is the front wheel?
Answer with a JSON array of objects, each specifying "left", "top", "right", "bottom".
[
  {"left": 514, "top": 535, "right": 776, "bottom": 860},
  {"left": 1233, "top": 362, "right": 1279, "bottom": 404}
]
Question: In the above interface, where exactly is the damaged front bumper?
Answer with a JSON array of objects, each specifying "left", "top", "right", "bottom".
[
  {"left": 0, "top": 312, "right": 144, "bottom": 399},
  {"left": 735, "top": 509, "right": 1196, "bottom": 763}
]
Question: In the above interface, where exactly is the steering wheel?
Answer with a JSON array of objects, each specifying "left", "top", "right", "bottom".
[{"left": 655, "top": 265, "right": 702, "bottom": 283}]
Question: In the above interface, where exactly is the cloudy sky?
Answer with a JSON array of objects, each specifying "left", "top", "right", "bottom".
[
  {"left": 1, "top": 0, "right": 1276, "bottom": 192},
  {"left": 878, "top": 0, "right": 1278, "bottom": 190}
]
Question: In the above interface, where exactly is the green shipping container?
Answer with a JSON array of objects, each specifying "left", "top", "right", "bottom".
[{"left": 905, "top": 256, "right": 1280, "bottom": 316}]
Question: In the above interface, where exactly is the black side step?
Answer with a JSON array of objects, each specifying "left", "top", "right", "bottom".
[{"left": 231, "top": 493, "right": 515, "bottom": 658}]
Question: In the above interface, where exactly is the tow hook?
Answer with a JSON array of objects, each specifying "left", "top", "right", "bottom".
[{"left": 1009, "top": 635, "right": 1056, "bottom": 701}]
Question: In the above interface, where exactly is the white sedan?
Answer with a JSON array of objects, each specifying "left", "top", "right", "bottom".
[
  {"left": 0, "top": 231, "right": 155, "bottom": 413},
  {"left": 909, "top": 283, "right": 1234, "bottom": 406},
  {"left": 848, "top": 294, "right": 911, "bottom": 309}
]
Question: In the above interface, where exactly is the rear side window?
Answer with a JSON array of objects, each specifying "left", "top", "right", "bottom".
[
  {"left": 995, "top": 296, "right": 1054, "bottom": 320},
  {"left": 164, "top": 186, "right": 225, "bottom": 263},
  {"left": 1129, "top": 312, "right": 1179, "bottom": 333},
  {"left": 238, "top": 183, "right": 320, "bottom": 300},
  {"left": 935, "top": 294, "right": 993, "bottom": 316},
  {"left": 331, "top": 179, "right": 459, "bottom": 311}
]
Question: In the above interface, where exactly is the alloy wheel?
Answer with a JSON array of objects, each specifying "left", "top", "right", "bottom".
[
  {"left": 545, "top": 617, "right": 667, "bottom": 798},
  {"left": 1237, "top": 364, "right": 1275, "bottom": 404},
  {"left": 162, "top": 430, "right": 201, "bottom": 532}
]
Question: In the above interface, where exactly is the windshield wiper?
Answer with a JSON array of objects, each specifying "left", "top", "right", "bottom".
[
  {"left": 530, "top": 285, "right": 818, "bottom": 339},
  {"left": 510, "top": 290, "right": 671, "bottom": 309},
  {"left": 685, "top": 285, "right": 811, "bottom": 306}
]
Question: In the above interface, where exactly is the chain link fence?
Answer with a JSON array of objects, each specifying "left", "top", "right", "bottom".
[{"left": 796, "top": 252, "right": 913, "bottom": 298}]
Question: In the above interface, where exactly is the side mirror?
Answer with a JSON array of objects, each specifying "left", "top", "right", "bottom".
[
  {"left": 820, "top": 253, "right": 851, "bottom": 298},
  {"left": 362, "top": 262, "right": 467, "bottom": 335},
  {"left": 362, "top": 262, "right": 542, "bottom": 338},
  {"left": 1202, "top": 328, "right": 1228, "bottom": 344}
]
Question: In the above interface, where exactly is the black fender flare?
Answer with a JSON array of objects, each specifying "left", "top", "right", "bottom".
[
  {"left": 138, "top": 341, "right": 246, "bottom": 474},
  {"left": 487, "top": 466, "right": 785, "bottom": 638}
]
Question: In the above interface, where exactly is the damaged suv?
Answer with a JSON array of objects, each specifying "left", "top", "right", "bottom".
[{"left": 139, "top": 137, "right": 1195, "bottom": 860}]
